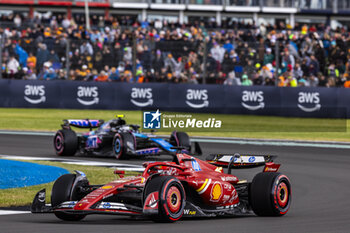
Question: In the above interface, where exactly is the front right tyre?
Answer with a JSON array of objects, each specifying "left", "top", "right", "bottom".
[
  {"left": 113, "top": 132, "right": 135, "bottom": 160},
  {"left": 143, "top": 176, "right": 186, "bottom": 223}
]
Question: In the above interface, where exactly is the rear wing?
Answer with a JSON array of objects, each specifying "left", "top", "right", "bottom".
[
  {"left": 206, "top": 153, "right": 279, "bottom": 173},
  {"left": 62, "top": 119, "right": 104, "bottom": 130}
]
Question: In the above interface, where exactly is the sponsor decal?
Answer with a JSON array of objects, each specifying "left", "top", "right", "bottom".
[
  {"left": 210, "top": 182, "right": 223, "bottom": 202},
  {"left": 148, "top": 193, "right": 158, "bottom": 208},
  {"left": 223, "top": 183, "right": 232, "bottom": 192},
  {"left": 191, "top": 159, "right": 201, "bottom": 171},
  {"left": 131, "top": 87, "right": 153, "bottom": 107},
  {"left": 101, "top": 185, "right": 113, "bottom": 190},
  {"left": 24, "top": 85, "right": 46, "bottom": 104},
  {"left": 228, "top": 189, "right": 238, "bottom": 203},
  {"left": 38, "top": 191, "right": 45, "bottom": 202},
  {"left": 215, "top": 167, "right": 223, "bottom": 173},
  {"left": 102, "top": 202, "right": 111, "bottom": 209},
  {"left": 86, "top": 136, "right": 99, "bottom": 149},
  {"left": 126, "top": 141, "right": 135, "bottom": 150},
  {"left": 241, "top": 90, "right": 264, "bottom": 110},
  {"left": 97, "top": 202, "right": 127, "bottom": 210},
  {"left": 143, "top": 109, "right": 161, "bottom": 129},
  {"left": 183, "top": 209, "right": 197, "bottom": 215},
  {"left": 222, "top": 195, "right": 230, "bottom": 203},
  {"left": 248, "top": 156, "right": 256, "bottom": 163},
  {"left": 196, "top": 178, "right": 211, "bottom": 194},
  {"left": 185, "top": 89, "right": 209, "bottom": 108},
  {"left": 77, "top": 86, "right": 99, "bottom": 105},
  {"left": 264, "top": 167, "right": 278, "bottom": 172},
  {"left": 68, "top": 119, "right": 100, "bottom": 127},
  {"left": 221, "top": 176, "right": 237, "bottom": 183},
  {"left": 297, "top": 92, "right": 321, "bottom": 112},
  {"left": 58, "top": 201, "right": 77, "bottom": 208},
  {"left": 136, "top": 148, "right": 160, "bottom": 155}
]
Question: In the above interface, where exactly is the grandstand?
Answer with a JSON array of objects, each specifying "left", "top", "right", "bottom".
[{"left": 0, "top": 0, "right": 349, "bottom": 87}]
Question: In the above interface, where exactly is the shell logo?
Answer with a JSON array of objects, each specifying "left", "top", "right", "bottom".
[
  {"left": 101, "top": 185, "right": 113, "bottom": 190},
  {"left": 211, "top": 182, "right": 222, "bottom": 201}
]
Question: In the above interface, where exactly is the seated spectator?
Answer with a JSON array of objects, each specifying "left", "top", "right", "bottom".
[
  {"left": 27, "top": 53, "right": 37, "bottom": 73},
  {"left": 241, "top": 74, "right": 252, "bottom": 86},
  {"left": 7, "top": 55, "right": 20, "bottom": 78},
  {"left": 224, "top": 71, "right": 241, "bottom": 86},
  {"left": 76, "top": 65, "right": 90, "bottom": 81},
  {"left": 344, "top": 75, "right": 350, "bottom": 88},
  {"left": 23, "top": 67, "right": 37, "bottom": 80},
  {"left": 109, "top": 67, "right": 120, "bottom": 82},
  {"left": 44, "top": 68, "right": 58, "bottom": 80},
  {"left": 95, "top": 71, "right": 109, "bottom": 82},
  {"left": 285, "top": 75, "right": 298, "bottom": 87}
]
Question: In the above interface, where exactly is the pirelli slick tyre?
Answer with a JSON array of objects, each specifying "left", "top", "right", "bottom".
[
  {"left": 113, "top": 132, "right": 134, "bottom": 160},
  {"left": 144, "top": 176, "right": 186, "bottom": 223},
  {"left": 51, "top": 174, "right": 86, "bottom": 221},
  {"left": 170, "top": 131, "right": 191, "bottom": 151},
  {"left": 54, "top": 129, "right": 78, "bottom": 156},
  {"left": 250, "top": 172, "right": 291, "bottom": 216}
]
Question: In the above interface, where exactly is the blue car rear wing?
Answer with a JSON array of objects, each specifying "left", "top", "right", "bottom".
[{"left": 62, "top": 119, "right": 104, "bottom": 130}]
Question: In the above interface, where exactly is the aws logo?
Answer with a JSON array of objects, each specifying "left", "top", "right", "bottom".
[
  {"left": 186, "top": 89, "right": 209, "bottom": 108},
  {"left": 77, "top": 86, "right": 99, "bottom": 105},
  {"left": 298, "top": 92, "right": 321, "bottom": 112},
  {"left": 241, "top": 90, "right": 264, "bottom": 110},
  {"left": 131, "top": 88, "right": 153, "bottom": 107},
  {"left": 24, "top": 85, "right": 46, "bottom": 104}
]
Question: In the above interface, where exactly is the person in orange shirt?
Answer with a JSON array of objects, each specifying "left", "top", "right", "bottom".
[
  {"left": 95, "top": 71, "right": 109, "bottom": 82},
  {"left": 27, "top": 52, "right": 37, "bottom": 73},
  {"left": 344, "top": 74, "right": 350, "bottom": 88},
  {"left": 278, "top": 76, "right": 285, "bottom": 87}
]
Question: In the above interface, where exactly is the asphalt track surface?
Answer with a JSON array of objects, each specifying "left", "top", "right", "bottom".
[{"left": 1, "top": 134, "right": 350, "bottom": 233}]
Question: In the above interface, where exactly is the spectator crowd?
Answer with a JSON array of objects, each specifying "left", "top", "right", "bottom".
[{"left": 2, "top": 12, "right": 350, "bottom": 88}]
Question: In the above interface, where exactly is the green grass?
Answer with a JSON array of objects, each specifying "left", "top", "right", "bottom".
[
  {"left": 0, "top": 108, "right": 348, "bottom": 142},
  {"left": 0, "top": 160, "right": 139, "bottom": 207}
]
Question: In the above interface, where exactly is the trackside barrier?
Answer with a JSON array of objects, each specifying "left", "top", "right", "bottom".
[{"left": 0, "top": 79, "right": 348, "bottom": 118}]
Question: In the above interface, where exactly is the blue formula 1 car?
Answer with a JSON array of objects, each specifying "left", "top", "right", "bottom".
[{"left": 53, "top": 115, "right": 201, "bottom": 160}]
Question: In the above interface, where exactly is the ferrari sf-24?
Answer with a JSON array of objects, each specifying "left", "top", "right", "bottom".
[{"left": 31, "top": 150, "right": 291, "bottom": 222}]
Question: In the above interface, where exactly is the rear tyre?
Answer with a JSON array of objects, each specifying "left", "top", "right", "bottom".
[
  {"left": 144, "top": 176, "right": 186, "bottom": 223},
  {"left": 51, "top": 174, "right": 86, "bottom": 221},
  {"left": 170, "top": 131, "right": 191, "bottom": 151},
  {"left": 113, "top": 132, "right": 134, "bottom": 160},
  {"left": 250, "top": 172, "right": 291, "bottom": 216},
  {"left": 54, "top": 129, "right": 78, "bottom": 156}
]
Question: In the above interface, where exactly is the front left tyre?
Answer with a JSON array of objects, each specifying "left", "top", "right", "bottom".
[
  {"left": 54, "top": 129, "right": 78, "bottom": 156},
  {"left": 51, "top": 174, "right": 87, "bottom": 221},
  {"left": 250, "top": 172, "right": 291, "bottom": 216}
]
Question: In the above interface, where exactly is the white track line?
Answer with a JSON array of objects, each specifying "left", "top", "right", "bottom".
[
  {"left": 0, "top": 155, "right": 145, "bottom": 172},
  {"left": 1, "top": 130, "right": 350, "bottom": 149},
  {"left": 0, "top": 211, "right": 30, "bottom": 215}
]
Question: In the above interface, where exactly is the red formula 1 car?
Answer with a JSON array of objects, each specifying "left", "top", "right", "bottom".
[{"left": 31, "top": 149, "right": 291, "bottom": 222}]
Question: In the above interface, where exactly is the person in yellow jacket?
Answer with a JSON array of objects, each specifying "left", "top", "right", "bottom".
[{"left": 285, "top": 75, "right": 298, "bottom": 87}]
